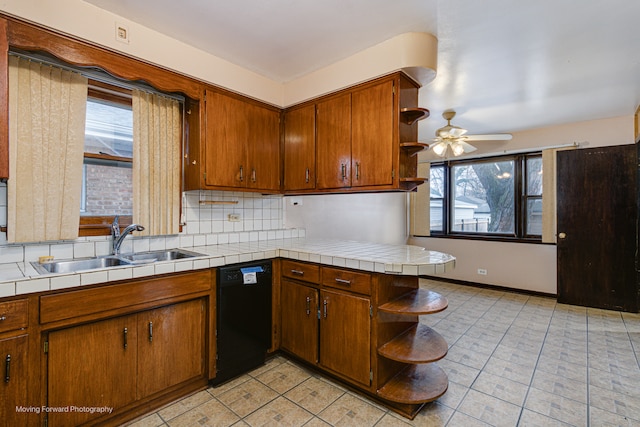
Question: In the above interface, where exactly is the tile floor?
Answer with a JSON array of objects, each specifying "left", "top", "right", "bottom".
[{"left": 126, "top": 279, "right": 640, "bottom": 426}]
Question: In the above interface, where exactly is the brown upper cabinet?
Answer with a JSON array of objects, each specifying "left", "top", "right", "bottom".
[
  {"left": 285, "top": 73, "right": 426, "bottom": 193},
  {"left": 283, "top": 104, "right": 316, "bottom": 191},
  {"left": 189, "top": 89, "right": 281, "bottom": 193}
]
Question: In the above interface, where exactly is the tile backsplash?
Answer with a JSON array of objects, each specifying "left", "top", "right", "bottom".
[{"left": 0, "top": 185, "right": 299, "bottom": 264}]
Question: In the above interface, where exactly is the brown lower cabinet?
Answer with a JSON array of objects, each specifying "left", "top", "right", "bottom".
[
  {"left": 280, "top": 260, "right": 449, "bottom": 419},
  {"left": 0, "top": 334, "right": 28, "bottom": 427}
]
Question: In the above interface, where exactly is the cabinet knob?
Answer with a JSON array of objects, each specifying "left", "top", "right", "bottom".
[{"left": 558, "top": 232, "right": 567, "bottom": 239}]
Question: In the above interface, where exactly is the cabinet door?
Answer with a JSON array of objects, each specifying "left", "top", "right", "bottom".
[
  {"left": 247, "top": 104, "right": 280, "bottom": 191},
  {"left": 137, "top": 299, "right": 206, "bottom": 398},
  {"left": 316, "top": 94, "right": 351, "bottom": 189},
  {"left": 284, "top": 105, "right": 316, "bottom": 191},
  {"left": 47, "top": 315, "right": 137, "bottom": 427},
  {"left": 319, "top": 289, "right": 371, "bottom": 386},
  {"left": 280, "top": 279, "right": 318, "bottom": 364},
  {"left": 204, "top": 90, "right": 248, "bottom": 188},
  {"left": 0, "top": 334, "right": 28, "bottom": 427},
  {"left": 352, "top": 80, "right": 395, "bottom": 187}
]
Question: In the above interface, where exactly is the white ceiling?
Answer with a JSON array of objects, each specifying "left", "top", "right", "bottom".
[{"left": 85, "top": 0, "right": 640, "bottom": 138}]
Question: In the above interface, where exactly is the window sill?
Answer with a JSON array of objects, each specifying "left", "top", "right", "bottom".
[{"left": 413, "top": 234, "right": 550, "bottom": 245}]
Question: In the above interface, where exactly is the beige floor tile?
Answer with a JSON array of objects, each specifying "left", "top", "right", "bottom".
[
  {"left": 247, "top": 355, "right": 288, "bottom": 378},
  {"left": 254, "top": 361, "right": 312, "bottom": 394},
  {"left": 589, "top": 383, "right": 640, "bottom": 422},
  {"left": 491, "top": 343, "right": 539, "bottom": 368},
  {"left": 435, "top": 380, "right": 468, "bottom": 410},
  {"left": 158, "top": 390, "right": 215, "bottom": 421},
  {"left": 457, "top": 389, "right": 521, "bottom": 427},
  {"left": 452, "top": 334, "right": 498, "bottom": 356},
  {"left": 284, "top": 376, "right": 345, "bottom": 414},
  {"left": 216, "top": 378, "right": 279, "bottom": 418},
  {"left": 535, "top": 354, "right": 587, "bottom": 383},
  {"left": 446, "top": 409, "right": 492, "bottom": 426},
  {"left": 471, "top": 371, "right": 529, "bottom": 406},
  {"left": 445, "top": 344, "right": 491, "bottom": 370},
  {"left": 530, "top": 370, "right": 588, "bottom": 403},
  {"left": 317, "top": 394, "right": 385, "bottom": 426},
  {"left": 589, "top": 406, "right": 640, "bottom": 427},
  {"left": 517, "top": 409, "right": 573, "bottom": 426},
  {"left": 243, "top": 396, "right": 313, "bottom": 427},
  {"left": 589, "top": 367, "right": 640, "bottom": 398},
  {"left": 407, "top": 401, "right": 453, "bottom": 426},
  {"left": 482, "top": 357, "right": 535, "bottom": 385},
  {"left": 209, "top": 375, "right": 253, "bottom": 398},
  {"left": 125, "top": 412, "right": 166, "bottom": 427},
  {"left": 438, "top": 358, "right": 480, "bottom": 388},
  {"left": 301, "top": 417, "right": 332, "bottom": 426},
  {"left": 166, "top": 398, "right": 240, "bottom": 427},
  {"left": 524, "top": 387, "right": 587, "bottom": 426}
]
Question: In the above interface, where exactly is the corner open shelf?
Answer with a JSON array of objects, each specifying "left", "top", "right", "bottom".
[
  {"left": 400, "top": 107, "right": 430, "bottom": 125},
  {"left": 375, "top": 286, "right": 449, "bottom": 418},
  {"left": 400, "top": 142, "right": 429, "bottom": 157}
]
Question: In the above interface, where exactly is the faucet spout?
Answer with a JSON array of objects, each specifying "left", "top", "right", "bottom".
[{"left": 111, "top": 216, "right": 145, "bottom": 255}]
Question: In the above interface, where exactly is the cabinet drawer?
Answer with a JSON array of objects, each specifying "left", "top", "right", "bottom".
[
  {"left": 321, "top": 267, "right": 371, "bottom": 295},
  {"left": 282, "top": 260, "right": 320, "bottom": 283},
  {"left": 0, "top": 299, "right": 28, "bottom": 333}
]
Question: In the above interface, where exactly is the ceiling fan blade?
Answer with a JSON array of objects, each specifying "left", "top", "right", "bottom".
[
  {"left": 464, "top": 133, "right": 513, "bottom": 141},
  {"left": 458, "top": 141, "right": 477, "bottom": 153},
  {"left": 450, "top": 127, "right": 467, "bottom": 138}
]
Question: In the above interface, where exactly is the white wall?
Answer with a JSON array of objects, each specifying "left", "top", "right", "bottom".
[{"left": 283, "top": 193, "right": 408, "bottom": 245}]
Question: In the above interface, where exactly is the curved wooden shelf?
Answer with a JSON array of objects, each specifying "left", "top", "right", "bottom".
[
  {"left": 399, "top": 177, "right": 427, "bottom": 185},
  {"left": 400, "top": 142, "right": 429, "bottom": 156},
  {"left": 377, "top": 363, "right": 448, "bottom": 404},
  {"left": 400, "top": 107, "right": 430, "bottom": 125},
  {"left": 378, "top": 289, "right": 448, "bottom": 315},
  {"left": 378, "top": 324, "right": 448, "bottom": 363}
]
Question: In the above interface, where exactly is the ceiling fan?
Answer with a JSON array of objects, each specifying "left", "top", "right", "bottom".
[{"left": 431, "top": 111, "right": 512, "bottom": 157}]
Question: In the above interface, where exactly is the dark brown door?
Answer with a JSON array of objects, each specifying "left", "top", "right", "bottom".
[
  {"left": 246, "top": 104, "right": 280, "bottom": 191},
  {"left": 316, "top": 93, "right": 351, "bottom": 189},
  {"left": 280, "top": 279, "right": 318, "bottom": 364},
  {"left": 557, "top": 145, "right": 638, "bottom": 311},
  {"left": 284, "top": 105, "right": 316, "bottom": 191}
]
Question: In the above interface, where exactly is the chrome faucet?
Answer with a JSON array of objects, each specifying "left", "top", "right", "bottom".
[{"left": 111, "top": 215, "right": 145, "bottom": 255}]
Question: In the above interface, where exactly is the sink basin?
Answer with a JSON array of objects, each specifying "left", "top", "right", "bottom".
[
  {"left": 31, "top": 249, "right": 207, "bottom": 274},
  {"left": 118, "top": 249, "right": 206, "bottom": 263},
  {"left": 32, "top": 256, "right": 131, "bottom": 274}
]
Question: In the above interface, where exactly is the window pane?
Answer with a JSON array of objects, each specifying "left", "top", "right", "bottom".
[
  {"left": 85, "top": 98, "right": 133, "bottom": 157},
  {"left": 527, "top": 198, "right": 542, "bottom": 235},
  {"left": 452, "top": 160, "right": 515, "bottom": 234},
  {"left": 429, "top": 166, "right": 444, "bottom": 232},
  {"left": 82, "top": 95, "right": 133, "bottom": 217},
  {"left": 81, "top": 162, "right": 133, "bottom": 216},
  {"left": 527, "top": 157, "right": 543, "bottom": 196}
]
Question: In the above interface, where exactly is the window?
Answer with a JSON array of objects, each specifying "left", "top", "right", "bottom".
[
  {"left": 79, "top": 81, "right": 134, "bottom": 234},
  {"left": 428, "top": 153, "right": 542, "bottom": 241}
]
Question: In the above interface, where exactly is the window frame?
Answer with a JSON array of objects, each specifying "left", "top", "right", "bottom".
[
  {"left": 78, "top": 80, "right": 133, "bottom": 237},
  {"left": 428, "top": 152, "right": 543, "bottom": 243}
]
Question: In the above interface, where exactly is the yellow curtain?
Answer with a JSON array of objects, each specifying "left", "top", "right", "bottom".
[
  {"left": 410, "top": 162, "right": 430, "bottom": 236},
  {"left": 132, "top": 90, "right": 181, "bottom": 236},
  {"left": 7, "top": 56, "right": 87, "bottom": 243}
]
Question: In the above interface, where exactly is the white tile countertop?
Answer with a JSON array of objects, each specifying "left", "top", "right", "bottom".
[{"left": 0, "top": 238, "right": 455, "bottom": 298}]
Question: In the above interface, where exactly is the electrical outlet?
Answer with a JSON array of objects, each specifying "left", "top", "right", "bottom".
[
  {"left": 227, "top": 213, "right": 241, "bottom": 222},
  {"left": 477, "top": 268, "right": 488, "bottom": 275},
  {"left": 115, "top": 22, "right": 130, "bottom": 44}
]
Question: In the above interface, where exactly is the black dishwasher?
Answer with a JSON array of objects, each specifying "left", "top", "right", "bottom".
[{"left": 212, "top": 260, "right": 272, "bottom": 385}]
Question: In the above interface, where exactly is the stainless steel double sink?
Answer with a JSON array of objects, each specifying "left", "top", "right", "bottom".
[{"left": 31, "top": 249, "right": 207, "bottom": 275}]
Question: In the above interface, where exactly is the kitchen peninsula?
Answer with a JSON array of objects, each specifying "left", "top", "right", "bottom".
[{"left": 0, "top": 234, "right": 455, "bottom": 425}]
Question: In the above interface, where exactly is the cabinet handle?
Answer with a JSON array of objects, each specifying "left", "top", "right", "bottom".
[
  {"left": 239, "top": 166, "right": 244, "bottom": 182},
  {"left": 0, "top": 315, "right": 6, "bottom": 321},
  {"left": 4, "top": 354, "right": 10, "bottom": 383},
  {"left": 341, "top": 164, "right": 346, "bottom": 181},
  {"left": 335, "top": 278, "right": 351, "bottom": 286},
  {"left": 323, "top": 299, "right": 328, "bottom": 319},
  {"left": 305, "top": 168, "right": 310, "bottom": 183},
  {"left": 251, "top": 168, "right": 256, "bottom": 183},
  {"left": 305, "top": 296, "right": 311, "bottom": 316},
  {"left": 148, "top": 321, "right": 153, "bottom": 343},
  {"left": 123, "top": 327, "right": 128, "bottom": 349},
  {"left": 355, "top": 162, "right": 360, "bottom": 180},
  {"left": 291, "top": 269, "right": 304, "bottom": 276}
]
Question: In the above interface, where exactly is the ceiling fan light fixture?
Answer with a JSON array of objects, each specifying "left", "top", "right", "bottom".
[
  {"left": 432, "top": 141, "right": 447, "bottom": 157},
  {"left": 451, "top": 142, "right": 465, "bottom": 156}
]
